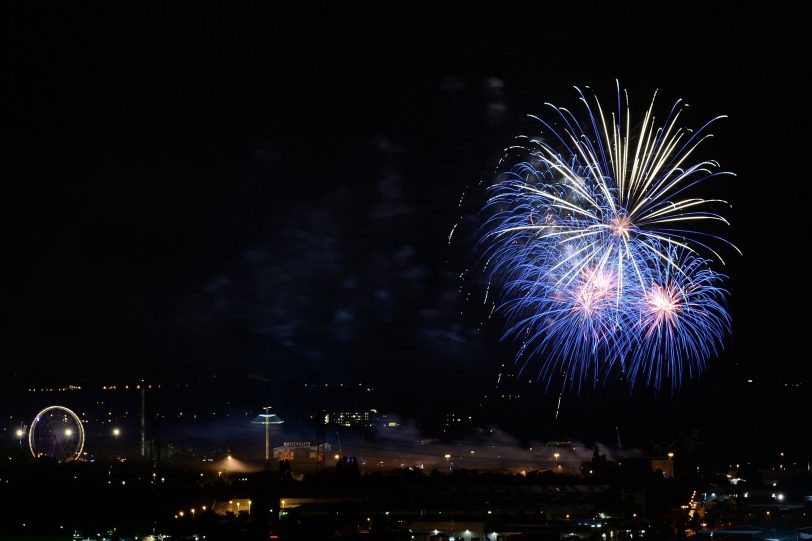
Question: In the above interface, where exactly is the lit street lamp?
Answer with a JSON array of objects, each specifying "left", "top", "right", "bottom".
[{"left": 15, "top": 426, "right": 25, "bottom": 450}]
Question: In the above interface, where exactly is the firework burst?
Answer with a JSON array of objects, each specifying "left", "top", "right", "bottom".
[{"left": 479, "top": 83, "right": 736, "bottom": 391}]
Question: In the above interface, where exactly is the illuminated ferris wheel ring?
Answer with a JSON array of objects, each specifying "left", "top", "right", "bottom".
[{"left": 28, "top": 405, "right": 85, "bottom": 462}]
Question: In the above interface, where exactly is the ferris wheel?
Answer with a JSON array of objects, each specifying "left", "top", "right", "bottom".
[{"left": 28, "top": 405, "right": 85, "bottom": 462}]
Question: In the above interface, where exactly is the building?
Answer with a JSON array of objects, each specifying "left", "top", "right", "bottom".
[
  {"left": 692, "top": 525, "right": 804, "bottom": 541},
  {"left": 328, "top": 411, "right": 372, "bottom": 427},
  {"left": 409, "top": 521, "right": 495, "bottom": 541},
  {"left": 650, "top": 456, "right": 674, "bottom": 478},
  {"left": 273, "top": 441, "right": 332, "bottom": 462}
]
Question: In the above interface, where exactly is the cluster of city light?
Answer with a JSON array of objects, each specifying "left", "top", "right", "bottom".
[
  {"left": 101, "top": 383, "right": 157, "bottom": 391},
  {"left": 684, "top": 489, "right": 698, "bottom": 518},
  {"left": 182, "top": 499, "right": 253, "bottom": 517},
  {"left": 175, "top": 504, "right": 209, "bottom": 519},
  {"left": 26, "top": 385, "right": 82, "bottom": 392},
  {"left": 480, "top": 84, "right": 735, "bottom": 390}
]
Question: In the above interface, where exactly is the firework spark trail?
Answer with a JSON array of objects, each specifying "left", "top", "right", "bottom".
[{"left": 478, "top": 84, "right": 735, "bottom": 391}]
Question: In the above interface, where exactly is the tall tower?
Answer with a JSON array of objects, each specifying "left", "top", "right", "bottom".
[
  {"left": 264, "top": 406, "right": 270, "bottom": 462},
  {"left": 140, "top": 382, "right": 146, "bottom": 457},
  {"left": 251, "top": 407, "right": 283, "bottom": 469}
]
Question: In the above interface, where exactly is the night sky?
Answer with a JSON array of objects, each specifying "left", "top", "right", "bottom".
[{"left": 4, "top": 5, "right": 810, "bottom": 446}]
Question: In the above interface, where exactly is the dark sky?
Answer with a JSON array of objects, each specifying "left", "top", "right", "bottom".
[{"left": 3, "top": 4, "right": 810, "bottom": 442}]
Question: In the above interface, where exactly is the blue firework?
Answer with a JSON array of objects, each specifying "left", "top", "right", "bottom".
[{"left": 479, "top": 84, "right": 736, "bottom": 391}]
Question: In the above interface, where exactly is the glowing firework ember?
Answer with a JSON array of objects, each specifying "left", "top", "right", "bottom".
[{"left": 479, "top": 84, "right": 736, "bottom": 390}]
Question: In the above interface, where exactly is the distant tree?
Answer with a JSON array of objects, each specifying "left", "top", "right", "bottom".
[{"left": 279, "top": 459, "right": 292, "bottom": 481}]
